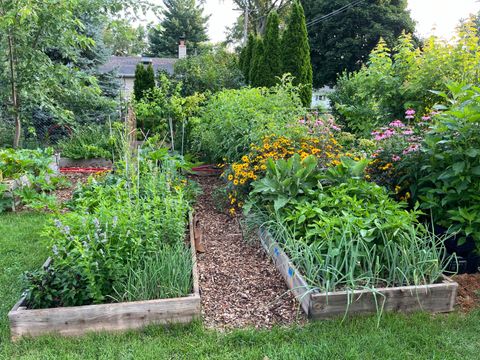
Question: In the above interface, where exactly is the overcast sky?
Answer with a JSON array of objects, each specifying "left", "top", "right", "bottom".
[{"left": 198, "top": 0, "right": 480, "bottom": 42}]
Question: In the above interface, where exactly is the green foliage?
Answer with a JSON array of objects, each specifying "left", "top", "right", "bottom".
[
  {"left": 247, "top": 155, "right": 449, "bottom": 297},
  {"left": 24, "top": 148, "right": 194, "bottom": 308},
  {"left": 147, "top": 0, "right": 209, "bottom": 57},
  {"left": 111, "top": 242, "right": 192, "bottom": 302},
  {"left": 281, "top": 1, "right": 312, "bottom": 107},
  {"left": 331, "top": 22, "right": 480, "bottom": 135},
  {"left": 103, "top": 19, "right": 147, "bottom": 56},
  {"left": 241, "top": 33, "right": 255, "bottom": 84},
  {"left": 257, "top": 11, "right": 282, "bottom": 87},
  {"left": 0, "top": 148, "right": 65, "bottom": 212},
  {"left": 414, "top": 84, "right": 480, "bottom": 250},
  {"left": 249, "top": 37, "right": 265, "bottom": 87},
  {"left": 301, "top": 0, "right": 416, "bottom": 87},
  {"left": 172, "top": 46, "right": 244, "bottom": 96},
  {"left": 57, "top": 123, "right": 122, "bottom": 160},
  {"left": 191, "top": 76, "right": 304, "bottom": 163},
  {"left": 134, "top": 63, "right": 155, "bottom": 101}
]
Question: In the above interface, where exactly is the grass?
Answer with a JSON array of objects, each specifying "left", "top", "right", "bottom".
[{"left": 1, "top": 212, "right": 480, "bottom": 359}]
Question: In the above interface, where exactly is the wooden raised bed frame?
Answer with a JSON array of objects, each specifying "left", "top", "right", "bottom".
[
  {"left": 9, "top": 213, "right": 200, "bottom": 340},
  {"left": 259, "top": 228, "right": 458, "bottom": 320}
]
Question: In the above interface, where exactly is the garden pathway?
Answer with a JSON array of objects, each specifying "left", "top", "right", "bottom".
[{"left": 193, "top": 176, "right": 305, "bottom": 328}]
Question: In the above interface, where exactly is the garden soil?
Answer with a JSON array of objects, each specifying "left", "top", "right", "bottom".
[
  {"left": 193, "top": 176, "right": 306, "bottom": 329},
  {"left": 453, "top": 274, "right": 480, "bottom": 312}
]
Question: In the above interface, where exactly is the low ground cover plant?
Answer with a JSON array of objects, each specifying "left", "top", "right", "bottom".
[{"left": 24, "top": 144, "right": 195, "bottom": 309}]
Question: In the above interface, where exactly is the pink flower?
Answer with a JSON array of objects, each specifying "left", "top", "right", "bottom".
[
  {"left": 392, "top": 155, "right": 401, "bottom": 162},
  {"left": 402, "top": 129, "right": 413, "bottom": 135},
  {"left": 403, "top": 144, "right": 420, "bottom": 154},
  {"left": 389, "top": 120, "right": 405, "bottom": 128},
  {"left": 405, "top": 109, "right": 416, "bottom": 120},
  {"left": 299, "top": 119, "right": 306, "bottom": 124},
  {"left": 421, "top": 115, "right": 431, "bottom": 121}
]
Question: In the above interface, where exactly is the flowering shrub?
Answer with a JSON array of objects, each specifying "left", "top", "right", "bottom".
[{"left": 366, "top": 109, "right": 431, "bottom": 200}]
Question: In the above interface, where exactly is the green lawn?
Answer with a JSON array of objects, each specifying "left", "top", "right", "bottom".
[{"left": 1, "top": 213, "right": 479, "bottom": 359}]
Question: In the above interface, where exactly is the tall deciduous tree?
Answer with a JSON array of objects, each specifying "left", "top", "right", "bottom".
[
  {"left": 301, "top": 0, "right": 415, "bottom": 87},
  {"left": 258, "top": 10, "right": 282, "bottom": 87},
  {"left": 104, "top": 19, "right": 147, "bottom": 56},
  {"left": 281, "top": 1, "right": 312, "bottom": 107},
  {"left": 148, "top": 0, "right": 209, "bottom": 57}
]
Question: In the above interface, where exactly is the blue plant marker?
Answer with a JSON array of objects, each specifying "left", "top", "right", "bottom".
[
  {"left": 274, "top": 247, "right": 279, "bottom": 257},
  {"left": 288, "top": 267, "right": 294, "bottom": 277}
]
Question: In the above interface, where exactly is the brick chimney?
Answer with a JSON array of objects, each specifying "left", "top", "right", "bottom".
[{"left": 178, "top": 37, "right": 187, "bottom": 59}]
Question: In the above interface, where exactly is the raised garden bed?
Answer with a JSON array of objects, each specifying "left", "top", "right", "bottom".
[
  {"left": 8, "top": 213, "right": 200, "bottom": 340},
  {"left": 259, "top": 228, "right": 458, "bottom": 319},
  {"left": 57, "top": 157, "right": 113, "bottom": 169}
]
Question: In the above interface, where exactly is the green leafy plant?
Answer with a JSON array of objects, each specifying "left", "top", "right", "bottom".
[{"left": 414, "top": 83, "right": 480, "bottom": 249}]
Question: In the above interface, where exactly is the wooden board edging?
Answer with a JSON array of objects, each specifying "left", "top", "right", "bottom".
[
  {"left": 9, "top": 212, "right": 200, "bottom": 340},
  {"left": 259, "top": 227, "right": 458, "bottom": 320}
]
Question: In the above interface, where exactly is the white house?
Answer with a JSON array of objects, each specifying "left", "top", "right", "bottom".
[{"left": 311, "top": 85, "right": 334, "bottom": 110}]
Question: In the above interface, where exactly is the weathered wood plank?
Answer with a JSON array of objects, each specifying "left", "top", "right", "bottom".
[
  {"left": 310, "top": 280, "right": 458, "bottom": 319},
  {"left": 9, "top": 212, "right": 200, "bottom": 340},
  {"left": 9, "top": 296, "right": 200, "bottom": 339},
  {"left": 58, "top": 157, "right": 113, "bottom": 168},
  {"left": 259, "top": 228, "right": 313, "bottom": 316}
]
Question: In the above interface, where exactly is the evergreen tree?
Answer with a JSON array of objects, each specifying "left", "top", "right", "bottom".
[
  {"left": 301, "top": 0, "right": 415, "bottom": 87},
  {"left": 148, "top": 0, "right": 209, "bottom": 57},
  {"left": 258, "top": 11, "right": 282, "bottom": 87},
  {"left": 242, "top": 33, "right": 255, "bottom": 84},
  {"left": 134, "top": 64, "right": 146, "bottom": 100},
  {"left": 249, "top": 37, "right": 265, "bottom": 87},
  {"left": 145, "top": 64, "right": 156, "bottom": 92},
  {"left": 282, "top": 1, "right": 313, "bottom": 107}
]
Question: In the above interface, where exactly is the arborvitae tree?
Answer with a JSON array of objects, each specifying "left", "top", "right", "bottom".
[
  {"left": 282, "top": 1, "right": 313, "bottom": 107},
  {"left": 148, "top": 0, "right": 209, "bottom": 57},
  {"left": 258, "top": 11, "right": 282, "bottom": 87},
  {"left": 145, "top": 64, "right": 156, "bottom": 92},
  {"left": 249, "top": 37, "right": 265, "bottom": 87},
  {"left": 242, "top": 33, "right": 255, "bottom": 84},
  {"left": 134, "top": 64, "right": 146, "bottom": 100}
]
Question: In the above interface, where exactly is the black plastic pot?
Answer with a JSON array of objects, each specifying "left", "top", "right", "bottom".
[
  {"left": 466, "top": 253, "right": 480, "bottom": 274},
  {"left": 435, "top": 225, "right": 476, "bottom": 257}
]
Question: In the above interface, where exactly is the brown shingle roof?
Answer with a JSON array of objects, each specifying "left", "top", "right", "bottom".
[{"left": 98, "top": 56, "right": 177, "bottom": 77}]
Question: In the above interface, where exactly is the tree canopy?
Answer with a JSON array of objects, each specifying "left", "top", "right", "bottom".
[
  {"left": 104, "top": 19, "right": 147, "bottom": 56},
  {"left": 147, "top": 0, "right": 209, "bottom": 57},
  {"left": 301, "top": 0, "right": 415, "bottom": 87}
]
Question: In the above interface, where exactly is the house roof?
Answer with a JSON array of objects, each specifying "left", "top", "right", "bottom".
[{"left": 98, "top": 56, "right": 178, "bottom": 77}]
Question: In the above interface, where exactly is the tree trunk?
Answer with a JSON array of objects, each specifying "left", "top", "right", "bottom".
[{"left": 8, "top": 33, "right": 21, "bottom": 148}]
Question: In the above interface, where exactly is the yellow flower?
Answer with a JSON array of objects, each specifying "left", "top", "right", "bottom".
[
  {"left": 229, "top": 208, "right": 236, "bottom": 216},
  {"left": 240, "top": 179, "right": 246, "bottom": 185},
  {"left": 228, "top": 174, "right": 233, "bottom": 181},
  {"left": 233, "top": 179, "right": 239, "bottom": 186},
  {"left": 395, "top": 185, "right": 401, "bottom": 194}
]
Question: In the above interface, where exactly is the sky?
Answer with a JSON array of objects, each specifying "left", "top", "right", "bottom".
[{"left": 195, "top": 0, "right": 480, "bottom": 42}]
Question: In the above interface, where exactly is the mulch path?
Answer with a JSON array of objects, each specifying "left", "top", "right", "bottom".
[
  {"left": 54, "top": 172, "right": 91, "bottom": 204},
  {"left": 453, "top": 274, "right": 480, "bottom": 312},
  {"left": 193, "top": 176, "right": 306, "bottom": 329}
]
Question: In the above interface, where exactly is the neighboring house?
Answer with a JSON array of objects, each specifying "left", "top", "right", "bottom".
[
  {"left": 99, "top": 39, "right": 188, "bottom": 98},
  {"left": 311, "top": 86, "right": 334, "bottom": 110},
  {"left": 98, "top": 56, "right": 177, "bottom": 98}
]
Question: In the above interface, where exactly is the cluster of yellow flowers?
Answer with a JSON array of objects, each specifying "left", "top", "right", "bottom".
[{"left": 223, "top": 134, "right": 345, "bottom": 215}]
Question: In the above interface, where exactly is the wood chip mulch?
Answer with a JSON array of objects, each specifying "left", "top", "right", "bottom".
[
  {"left": 453, "top": 273, "right": 480, "bottom": 312},
  {"left": 54, "top": 172, "right": 91, "bottom": 203},
  {"left": 193, "top": 176, "right": 306, "bottom": 329}
]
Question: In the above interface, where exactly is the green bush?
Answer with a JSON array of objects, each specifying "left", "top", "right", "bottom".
[
  {"left": 57, "top": 123, "right": 121, "bottom": 160},
  {"left": 414, "top": 83, "right": 480, "bottom": 250},
  {"left": 331, "top": 22, "right": 480, "bottom": 135},
  {"left": 191, "top": 76, "right": 304, "bottom": 163}
]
